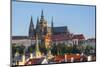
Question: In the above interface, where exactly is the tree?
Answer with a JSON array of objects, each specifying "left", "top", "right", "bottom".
[
  {"left": 85, "top": 45, "right": 91, "bottom": 55},
  {"left": 51, "top": 43, "right": 57, "bottom": 55},
  {"left": 12, "top": 44, "right": 16, "bottom": 58},
  {"left": 39, "top": 43, "right": 47, "bottom": 54},
  {"left": 71, "top": 45, "right": 81, "bottom": 54},
  {"left": 28, "top": 44, "right": 35, "bottom": 53},
  {"left": 66, "top": 45, "right": 73, "bottom": 54}
]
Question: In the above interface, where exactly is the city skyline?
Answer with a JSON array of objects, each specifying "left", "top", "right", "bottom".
[{"left": 12, "top": 1, "right": 96, "bottom": 38}]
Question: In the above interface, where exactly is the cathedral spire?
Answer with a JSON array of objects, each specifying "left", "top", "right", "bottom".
[
  {"left": 36, "top": 17, "right": 39, "bottom": 28},
  {"left": 29, "top": 16, "right": 34, "bottom": 38},
  {"left": 36, "top": 16, "right": 40, "bottom": 34},
  {"left": 30, "top": 16, "right": 34, "bottom": 28},
  {"left": 41, "top": 10, "right": 44, "bottom": 19}
]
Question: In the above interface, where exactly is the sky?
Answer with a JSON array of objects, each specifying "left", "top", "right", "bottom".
[{"left": 12, "top": 1, "right": 96, "bottom": 38}]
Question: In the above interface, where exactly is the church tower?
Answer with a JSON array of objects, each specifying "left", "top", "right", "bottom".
[
  {"left": 29, "top": 16, "right": 34, "bottom": 39},
  {"left": 39, "top": 10, "right": 47, "bottom": 34}
]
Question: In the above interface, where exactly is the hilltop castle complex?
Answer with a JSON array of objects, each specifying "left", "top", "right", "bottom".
[{"left": 12, "top": 10, "right": 85, "bottom": 48}]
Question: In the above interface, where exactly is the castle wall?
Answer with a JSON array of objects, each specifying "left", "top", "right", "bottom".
[{"left": 12, "top": 39, "right": 35, "bottom": 47}]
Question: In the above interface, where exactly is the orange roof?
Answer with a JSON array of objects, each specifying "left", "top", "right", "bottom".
[
  {"left": 54, "top": 54, "right": 81, "bottom": 62},
  {"left": 25, "top": 58, "right": 44, "bottom": 65}
]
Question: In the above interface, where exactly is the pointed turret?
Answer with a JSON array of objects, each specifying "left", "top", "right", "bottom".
[
  {"left": 29, "top": 16, "right": 34, "bottom": 38},
  {"left": 40, "top": 10, "right": 45, "bottom": 22},
  {"left": 29, "top": 16, "right": 34, "bottom": 29},
  {"left": 41, "top": 10, "right": 44, "bottom": 19},
  {"left": 36, "top": 16, "right": 40, "bottom": 34}
]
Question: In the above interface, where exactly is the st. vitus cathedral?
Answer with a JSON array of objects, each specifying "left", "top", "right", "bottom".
[{"left": 29, "top": 10, "right": 70, "bottom": 49}]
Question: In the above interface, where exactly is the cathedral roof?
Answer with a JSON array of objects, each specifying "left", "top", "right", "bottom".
[
  {"left": 53, "top": 26, "right": 69, "bottom": 33},
  {"left": 51, "top": 34, "right": 72, "bottom": 41}
]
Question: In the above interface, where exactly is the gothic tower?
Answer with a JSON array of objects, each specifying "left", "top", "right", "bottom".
[
  {"left": 40, "top": 10, "right": 44, "bottom": 21},
  {"left": 36, "top": 16, "right": 40, "bottom": 35},
  {"left": 39, "top": 10, "right": 47, "bottom": 35},
  {"left": 29, "top": 16, "right": 34, "bottom": 39}
]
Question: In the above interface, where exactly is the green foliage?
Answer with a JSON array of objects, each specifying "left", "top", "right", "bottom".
[
  {"left": 51, "top": 43, "right": 82, "bottom": 55},
  {"left": 12, "top": 42, "right": 95, "bottom": 57},
  {"left": 84, "top": 45, "right": 95, "bottom": 55},
  {"left": 12, "top": 44, "right": 25, "bottom": 57},
  {"left": 28, "top": 45, "right": 35, "bottom": 53},
  {"left": 51, "top": 43, "right": 57, "bottom": 55},
  {"left": 39, "top": 43, "right": 47, "bottom": 54}
]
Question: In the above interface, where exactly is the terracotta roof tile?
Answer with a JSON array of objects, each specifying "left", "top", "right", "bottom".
[
  {"left": 73, "top": 34, "right": 85, "bottom": 40},
  {"left": 54, "top": 54, "right": 83, "bottom": 62},
  {"left": 25, "top": 58, "right": 44, "bottom": 65}
]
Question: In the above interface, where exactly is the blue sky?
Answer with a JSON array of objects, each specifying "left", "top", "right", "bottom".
[{"left": 12, "top": 1, "right": 96, "bottom": 38}]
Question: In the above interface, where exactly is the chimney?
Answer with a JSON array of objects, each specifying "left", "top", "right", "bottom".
[{"left": 64, "top": 54, "right": 67, "bottom": 62}]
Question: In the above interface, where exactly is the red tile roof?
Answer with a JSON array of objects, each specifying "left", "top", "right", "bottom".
[
  {"left": 54, "top": 55, "right": 65, "bottom": 62},
  {"left": 25, "top": 58, "right": 44, "bottom": 65},
  {"left": 54, "top": 54, "right": 82, "bottom": 62},
  {"left": 51, "top": 34, "right": 72, "bottom": 41},
  {"left": 73, "top": 34, "right": 85, "bottom": 40}
]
